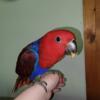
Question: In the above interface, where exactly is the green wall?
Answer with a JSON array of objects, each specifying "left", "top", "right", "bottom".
[{"left": 0, "top": 0, "right": 86, "bottom": 100}]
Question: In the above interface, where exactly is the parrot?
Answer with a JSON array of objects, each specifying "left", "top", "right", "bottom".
[{"left": 14, "top": 28, "right": 79, "bottom": 92}]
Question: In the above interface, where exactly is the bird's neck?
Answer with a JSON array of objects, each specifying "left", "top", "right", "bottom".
[{"left": 39, "top": 48, "right": 65, "bottom": 68}]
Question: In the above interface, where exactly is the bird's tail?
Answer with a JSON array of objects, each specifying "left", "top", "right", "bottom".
[{"left": 13, "top": 77, "right": 31, "bottom": 92}]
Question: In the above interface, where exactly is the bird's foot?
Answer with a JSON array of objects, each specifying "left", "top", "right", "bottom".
[{"left": 41, "top": 69, "right": 67, "bottom": 86}]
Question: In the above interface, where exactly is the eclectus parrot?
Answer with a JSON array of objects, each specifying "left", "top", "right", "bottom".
[{"left": 14, "top": 29, "right": 82, "bottom": 91}]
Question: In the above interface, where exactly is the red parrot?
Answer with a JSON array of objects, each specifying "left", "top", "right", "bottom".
[{"left": 14, "top": 29, "right": 77, "bottom": 91}]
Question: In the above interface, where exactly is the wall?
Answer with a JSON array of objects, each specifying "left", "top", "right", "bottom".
[{"left": 0, "top": 0, "right": 86, "bottom": 100}]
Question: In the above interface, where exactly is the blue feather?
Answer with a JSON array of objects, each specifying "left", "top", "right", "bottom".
[{"left": 28, "top": 40, "right": 48, "bottom": 80}]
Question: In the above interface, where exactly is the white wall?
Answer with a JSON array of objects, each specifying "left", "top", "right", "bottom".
[{"left": 0, "top": 0, "right": 86, "bottom": 100}]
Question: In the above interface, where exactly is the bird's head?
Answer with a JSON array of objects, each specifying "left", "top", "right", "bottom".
[
  {"left": 39, "top": 29, "right": 80, "bottom": 68},
  {"left": 54, "top": 30, "right": 77, "bottom": 58}
]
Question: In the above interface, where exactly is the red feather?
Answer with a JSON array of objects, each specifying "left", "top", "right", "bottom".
[
  {"left": 39, "top": 29, "right": 75, "bottom": 68},
  {"left": 14, "top": 48, "right": 35, "bottom": 91}
]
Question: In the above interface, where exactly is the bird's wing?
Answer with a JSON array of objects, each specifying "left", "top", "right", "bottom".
[
  {"left": 14, "top": 48, "right": 37, "bottom": 91},
  {"left": 16, "top": 48, "right": 36, "bottom": 78}
]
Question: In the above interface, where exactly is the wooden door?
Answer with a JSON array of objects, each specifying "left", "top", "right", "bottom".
[{"left": 84, "top": 0, "right": 100, "bottom": 99}]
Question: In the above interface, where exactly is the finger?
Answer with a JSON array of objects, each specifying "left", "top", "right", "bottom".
[
  {"left": 53, "top": 88, "right": 61, "bottom": 93},
  {"left": 58, "top": 83, "right": 65, "bottom": 87},
  {"left": 53, "top": 82, "right": 64, "bottom": 90},
  {"left": 60, "top": 75, "right": 67, "bottom": 83},
  {"left": 56, "top": 76, "right": 66, "bottom": 89}
]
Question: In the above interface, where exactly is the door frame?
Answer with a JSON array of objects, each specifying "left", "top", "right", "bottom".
[{"left": 83, "top": 0, "right": 98, "bottom": 99}]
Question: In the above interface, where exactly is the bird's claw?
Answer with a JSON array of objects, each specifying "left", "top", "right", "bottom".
[
  {"left": 32, "top": 70, "right": 67, "bottom": 84},
  {"left": 48, "top": 70, "right": 64, "bottom": 77},
  {"left": 42, "top": 69, "right": 67, "bottom": 83}
]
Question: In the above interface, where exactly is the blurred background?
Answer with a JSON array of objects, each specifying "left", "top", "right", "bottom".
[{"left": 0, "top": 0, "right": 86, "bottom": 100}]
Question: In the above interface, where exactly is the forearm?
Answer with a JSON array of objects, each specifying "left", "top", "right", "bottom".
[
  {"left": 15, "top": 84, "right": 51, "bottom": 100},
  {"left": 14, "top": 72, "right": 64, "bottom": 100}
]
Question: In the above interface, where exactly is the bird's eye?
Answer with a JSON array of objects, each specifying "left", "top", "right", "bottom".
[{"left": 55, "top": 36, "right": 61, "bottom": 43}]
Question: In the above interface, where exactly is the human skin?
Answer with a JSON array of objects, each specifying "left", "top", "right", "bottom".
[{"left": 15, "top": 72, "right": 65, "bottom": 100}]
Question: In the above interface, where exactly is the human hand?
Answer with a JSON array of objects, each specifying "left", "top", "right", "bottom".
[
  {"left": 15, "top": 70, "right": 66, "bottom": 100},
  {"left": 40, "top": 70, "right": 66, "bottom": 93}
]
